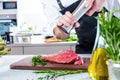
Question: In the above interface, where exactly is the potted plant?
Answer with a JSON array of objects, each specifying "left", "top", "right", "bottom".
[{"left": 98, "top": 9, "right": 120, "bottom": 80}]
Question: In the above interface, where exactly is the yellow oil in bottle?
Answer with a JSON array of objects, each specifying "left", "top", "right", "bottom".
[
  {"left": 88, "top": 50, "right": 97, "bottom": 80},
  {"left": 88, "top": 48, "right": 109, "bottom": 80}
]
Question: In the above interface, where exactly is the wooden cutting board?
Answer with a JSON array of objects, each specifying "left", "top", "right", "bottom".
[{"left": 10, "top": 57, "right": 90, "bottom": 70}]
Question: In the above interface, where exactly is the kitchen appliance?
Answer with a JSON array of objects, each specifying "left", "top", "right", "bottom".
[
  {"left": 0, "top": 0, "right": 17, "bottom": 44},
  {"left": 0, "top": 14, "right": 17, "bottom": 44},
  {"left": 58, "top": 0, "right": 91, "bottom": 34},
  {"left": 0, "top": 0, "right": 17, "bottom": 10}
]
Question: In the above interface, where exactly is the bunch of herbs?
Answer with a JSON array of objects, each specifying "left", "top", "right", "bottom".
[
  {"left": 32, "top": 55, "right": 46, "bottom": 66},
  {"left": 98, "top": 9, "right": 120, "bottom": 64},
  {"left": 33, "top": 69, "right": 84, "bottom": 80}
]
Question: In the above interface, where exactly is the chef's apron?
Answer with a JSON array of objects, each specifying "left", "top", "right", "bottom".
[{"left": 57, "top": 0, "right": 98, "bottom": 54}]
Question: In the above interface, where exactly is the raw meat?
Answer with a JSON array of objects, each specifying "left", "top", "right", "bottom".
[{"left": 41, "top": 50, "right": 84, "bottom": 65}]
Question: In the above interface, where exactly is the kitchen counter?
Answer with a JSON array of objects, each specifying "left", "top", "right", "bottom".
[
  {"left": 7, "top": 34, "right": 92, "bottom": 55},
  {"left": 7, "top": 41, "right": 76, "bottom": 55},
  {"left": 0, "top": 54, "right": 92, "bottom": 80},
  {"left": 7, "top": 34, "right": 78, "bottom": 55}
]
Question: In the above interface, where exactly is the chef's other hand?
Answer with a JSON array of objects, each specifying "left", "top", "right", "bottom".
[
  {"left": 85, "top": 0, "right": 105, "bottom": 16},
  {"left": 57, "top": 11, "right": 80, "bottom": 28}
]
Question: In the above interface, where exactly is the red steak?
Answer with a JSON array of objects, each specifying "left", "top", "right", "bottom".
[{"left": 41, "top": 50, "right": 84, "bottom": 65}]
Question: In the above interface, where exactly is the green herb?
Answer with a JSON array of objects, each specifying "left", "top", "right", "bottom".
[
  {"left": 33, "top": 69, "right": 84, "bottom": 80},
  {"left": 0, "top": 36, "right": 11, "bottom": 55},
  {"left": 32, "top": 55, "right": 46, "bottom": 66},
  {"left": 98, "top": 9, "right": 120, "bottom": 63},
  {"left": 61, "top": 34, "right": 78, "bottom": 42},
  {"left": 28, "top": 27, "right": 33, "bottom": 31}
]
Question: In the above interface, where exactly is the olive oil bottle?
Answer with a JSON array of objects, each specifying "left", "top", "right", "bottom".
[{"left": 88, "top": 48, "right": 109, "bottom": 80}]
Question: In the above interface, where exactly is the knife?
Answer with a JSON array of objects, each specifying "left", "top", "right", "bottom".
[{"left": 58, "top": 0, "right": 91, "bottom": 34}]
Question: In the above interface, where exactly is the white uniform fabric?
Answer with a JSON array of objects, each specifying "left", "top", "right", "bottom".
[
  {"left": 104, "top": 0, "right": 120, "bottom": 18},
  {"left": 40, "top": 0, "right": 120, "bottom": 35},
  {"left": 40, "top": 0, "right": 78, "bottom": 35}
]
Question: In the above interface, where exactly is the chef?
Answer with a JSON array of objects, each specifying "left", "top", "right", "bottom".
[{"left": 40, "top": 0, "right": 105, "bottom": 54}]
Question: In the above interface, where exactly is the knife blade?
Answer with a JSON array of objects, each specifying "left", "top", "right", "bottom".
[{"left": 58, "top": 0, "right": 91, "bottom": 34}]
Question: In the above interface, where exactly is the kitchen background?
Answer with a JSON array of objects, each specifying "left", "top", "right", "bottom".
[
  {"left": 1, "top": 0, "right": 119, "bottom": 44},
  {"left": 0, "top": 0, "right": 53, "bottom": 44},
  {"left": 0, "top": 0, "right": 77, "bottom": 55},
  {"left": 17, "top": 0, "right": 51, "bottom": 34}
]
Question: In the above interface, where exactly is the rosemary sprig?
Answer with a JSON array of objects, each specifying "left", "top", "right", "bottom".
[{"left": 34, "top": 69, "right": 85, "bottom": 80}]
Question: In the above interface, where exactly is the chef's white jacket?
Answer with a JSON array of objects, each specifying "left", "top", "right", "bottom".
[{"left": 40, "top": 0, "right": 120, "bottom": 35}]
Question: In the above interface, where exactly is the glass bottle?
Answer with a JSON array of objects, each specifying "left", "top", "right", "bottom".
[{"left": 88, "top": 47, "right": 109, "bottom": 80}]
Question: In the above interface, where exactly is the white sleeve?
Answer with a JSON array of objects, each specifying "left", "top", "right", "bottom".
[
  {"left": 40, "top": 0, "right": 63, "bottom": 35},
  {"left": 104, "top": 0, "right": 120, "bottom": 18}
]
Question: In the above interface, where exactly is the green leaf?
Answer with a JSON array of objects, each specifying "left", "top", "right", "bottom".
[
  {"left": 32, "top": 55, "right": 47, "bottom": 66},
  {"left": 98, "top": 9, "right": 120, "bottom": 63}
]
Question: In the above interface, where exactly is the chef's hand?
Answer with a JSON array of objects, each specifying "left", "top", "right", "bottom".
[
  {"left": 57, "top": 11, "right": 80, "bottom": 28},
  {"left": 85, "top": 0, "right": 105, "bottom": 16}
]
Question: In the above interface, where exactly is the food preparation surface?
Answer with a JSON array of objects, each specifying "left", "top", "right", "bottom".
[
  {"left": 0, "top": 55, "right": 92, "bottom": 80},
  {"left": 10, "top": 57, "right": 90, "bottom": 70}
]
